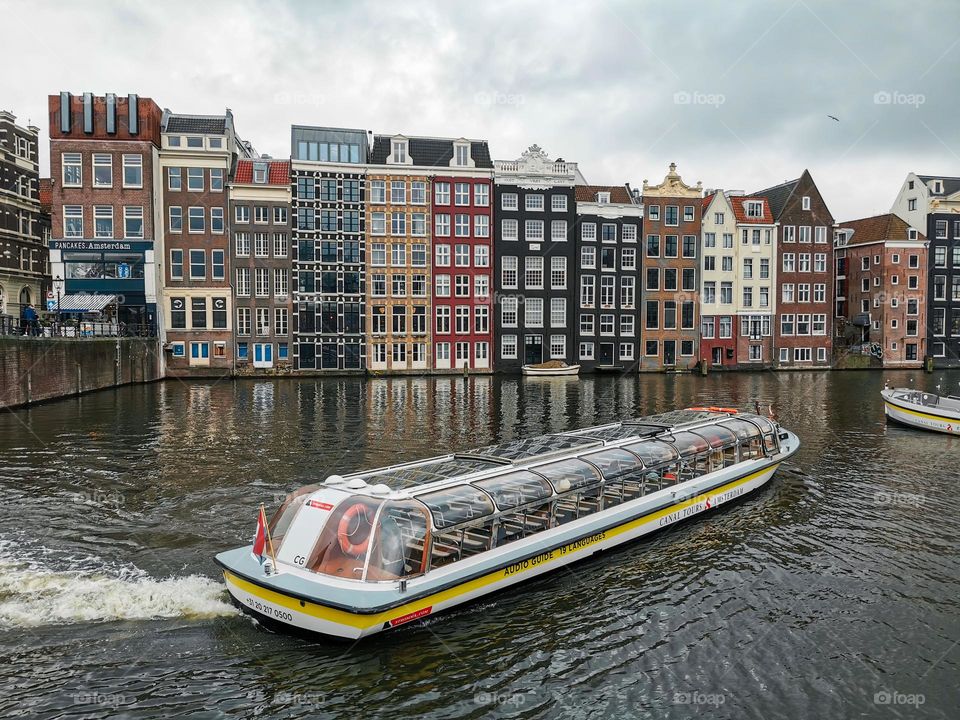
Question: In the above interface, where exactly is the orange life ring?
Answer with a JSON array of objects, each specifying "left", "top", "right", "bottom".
[
  {"left": 707, "top": 406, "right": 739, "bottom": 414},
  {"left": 338, "top": 503, "right": 373, "bottom": 557}
]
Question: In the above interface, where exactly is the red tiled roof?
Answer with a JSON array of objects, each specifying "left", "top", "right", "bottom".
[
  {"left": 38, "top": 178, "right": 52, "bottom": 211},
  {"left": 839, "top": 213, "right": 925, "bottom": 245},
  {"left": 702, "top": 193, "right": 715, "bottom": 211},
  {"left": 731, "top": 195, "right": 773, "bottom": 224},
  {"left": 574, "top": 184, "right": 633, "bottom": 204},
  {"left": 233, "top": 159, "right": 290, "bottom": 186}
]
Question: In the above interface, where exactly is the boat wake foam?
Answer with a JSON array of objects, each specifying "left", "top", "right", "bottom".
[{"left": 0, "top": 543, "right": 237, "bottom": 628}]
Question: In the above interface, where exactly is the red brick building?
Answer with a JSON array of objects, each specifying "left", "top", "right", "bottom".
[
  {"left": 753, "top": 170, "right": 834, "bottom": 367},
  {"left": 835, "top": 213, "right": 927, "bottom": 367},
  {"left": 642, "top": 163, "right": 703, "bottom": 369},
  {"left": 431, "top": 172, "right": 494, "bottom": 371},
  {"left": 47, "top": 92, "right": 162, "bottom": 329}
]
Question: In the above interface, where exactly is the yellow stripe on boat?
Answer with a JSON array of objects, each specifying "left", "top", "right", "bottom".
[
  {"left": 226, "top": 463, "right": 779, "bottom": 631},
  {"left": 884, "top": 401, "right": 959, "bottom": 424}
]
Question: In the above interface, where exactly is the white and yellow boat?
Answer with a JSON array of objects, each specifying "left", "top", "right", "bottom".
[
  {"left": 882, "top": 386, "right": 960, "bottom": 435},
  {"left": 215, "top": 408, "right": 799, "bottom": 640}
]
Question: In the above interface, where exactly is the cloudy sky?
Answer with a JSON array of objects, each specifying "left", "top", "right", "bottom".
[{"left": 4, "top": 0, "right": 958, "bottom": 220}]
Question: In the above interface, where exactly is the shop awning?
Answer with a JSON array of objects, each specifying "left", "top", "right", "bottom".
[{"left": 56, "top": 294, "right": 119, "bottom": 312}]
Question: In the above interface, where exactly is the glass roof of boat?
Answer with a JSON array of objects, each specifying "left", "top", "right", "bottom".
[
  {"left": 361, "top": 457, "right": 503, "bottom": 489},
  {"left": 474, "top": 471, "right": 553, "bottom": 510},
  {"left": 666, "top": 431, "right": 712, "bottom": 455},
  {"left": 564, "top": 423, "right": 664, "bottom": 442},
  {"left": 625, "top": 439, "right": 680, "bottom": 465},
  {"left": 637, "top": 410, "right": 721, "bottom": 426},
  {"left": 581, "top": 448, "right": 644, "bottom": 478},
  {"left": 533, "top": 458, "right": 601, "bottom": 492},
  {"left": 466, "top": 434, "right": 600, "bottom": 462},
  {"left": 690, "top": 424, "right": 738, "bottom": 448},
  {"left": 720, "top": 418, "right": 763, "bottom": 439}
]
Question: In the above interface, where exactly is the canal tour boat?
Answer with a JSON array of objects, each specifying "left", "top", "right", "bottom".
[
  {"left": 215, "top": 408, "right": 799, "bottom": 640},
  {"left": 882, "top": 386, "right": 960, "bottom": 435}
]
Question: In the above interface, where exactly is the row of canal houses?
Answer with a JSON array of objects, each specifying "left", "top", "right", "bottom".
[{"left": 42, "top": 91, "right": 956, "bottom": 374}]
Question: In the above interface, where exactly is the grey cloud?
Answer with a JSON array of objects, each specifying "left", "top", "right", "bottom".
[{"left": 2, "top": 0, "right": 958, "bottom": 221}]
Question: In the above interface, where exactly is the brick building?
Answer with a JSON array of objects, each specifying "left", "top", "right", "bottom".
[
  {"left": 835, "top": 213, "right": 927, "bottom": 367},
  {"left": 753, "top": 170, "right": 834, "bottom": 367},
  {"left": 229, "top": 158, "right": 292, "bottom": 371},
  {"left": 428, "top": 140, "right": 494, "bottom": 372},
  {"left": 891, "top": 173, "right": 960, "bottom": 366},
  {"left": 158, "top": 109, "right": 250, "bottom": 374},
  {"left": 47, "top": 92, "right": 162, "bottom": 330},
  {"left": 0, "top": 110, "right": 47, "bottom": 322},
  {"left": 641, "top": 163, "right": 702, "bottom": 370}
]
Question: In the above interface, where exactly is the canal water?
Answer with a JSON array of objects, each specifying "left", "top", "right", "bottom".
[{"left": 0, "top": 371, "right": 957, "bottom": 719}]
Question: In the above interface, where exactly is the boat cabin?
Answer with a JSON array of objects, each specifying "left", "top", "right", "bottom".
[{"left": 267, "top": 411, "right": 780, "bottom": 584}]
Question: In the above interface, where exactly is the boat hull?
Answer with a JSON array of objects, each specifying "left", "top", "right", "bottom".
[
  {"left": 220, "top": 456, "right": 790, "bottom": 640},
  {"left": 521, "top": 365, "right": 580, "bottom": 376},
  {"left": 883, "top": 396, "right": 960, "bottom": 435}
]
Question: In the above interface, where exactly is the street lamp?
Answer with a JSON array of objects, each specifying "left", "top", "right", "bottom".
[{"left": 54, "top": 274, "right": 62, "bottom": 331}]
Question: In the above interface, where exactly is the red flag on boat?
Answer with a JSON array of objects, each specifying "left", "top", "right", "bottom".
[{"left": 252, "top": 506, "right": 268, "bottom": 561}]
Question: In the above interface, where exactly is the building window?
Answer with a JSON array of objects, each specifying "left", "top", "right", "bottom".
[
  {"left": 502, "top": 256, "right": 518, "bottom": 289},
  {"left": 122, "top": 154, "right": 143, "bottom": 188},
  {"left": 187, "top": 167, "right": 203, "bottom": 192},
  {"left": 551, "top": 195, "right": 568, "bottom": 212},
  {"left": 549, "top": 335, "right": 566, "bottom": 359},
  {"left": 189, "top": 249, "right": 206, "bottom": 279},
  {"left": 64, "top": 206, "right": 83, "bottom": 237},
  {"left": 525, "top": 194, "right": 544, "bottom": 212},
  {"left": 62, "top": 153, "right": 82, "bottom": 187},
  {"left": 501, "top": 219, "right": 518, "bottom": 241},
  {"left": 123, "top": 206, "right": 144, "bottom": 239},
  {"left": 170, "top": 250, "right": 184, "bottom": 280},
  {"left": 581, "top": 223, "right": 597, "bottom": 242},
  {"left": 188, "top": 207, "right": 204, "bottom": 233},
  {"left": 525, "top": 220, "right": 544, "bottom": 242},
  {"left": 93, "top": 154, "right": 112, "bottom": 187},
  {"left": 474, "top": 184, "right": 489, "bottom": 206},
  {"left": 94, "top": 206, "right": 113, "bottom": 238}
]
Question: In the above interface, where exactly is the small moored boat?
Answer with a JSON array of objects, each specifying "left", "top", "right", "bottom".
[
  {"left": 215, "top": 408, "right": 799, "bottom": 640},
  {"left": 521, "top": 361, "right": 580, "bottom": 376},
  {"left": 881, "top": 386, "right": 960, "bottom": 435}
]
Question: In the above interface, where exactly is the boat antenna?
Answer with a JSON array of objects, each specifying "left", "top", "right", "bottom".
[
  {"left": 754, "top": 400, "right": 761, "bottom": 415},
  {"left": 767, "top": 403, "right": 777, "bottom": 420}
]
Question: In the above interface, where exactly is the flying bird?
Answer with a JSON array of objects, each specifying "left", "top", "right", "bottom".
[{"left": 827, "top": 115, "right": 840, "bottom": 122}]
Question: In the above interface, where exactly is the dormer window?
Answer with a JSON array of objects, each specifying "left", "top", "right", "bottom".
[
  {"left": 908, "top": 180, "right": 915, "bottom": 190},
  {"left": 597, "top": 192, "right": 610, "bottom": 204},
  {"left": 934, "top": 180, "right": 943, "bottom": 193},
  {"left": 253, "top": 163, "right": 268, "bottom": 184},
  {"left": 908, "top": 228, "right": 918, "bottom": 240},
  {"left": 455, "top": 144, "right": 469, "bottom": 167},
  {"left": 802, "top": 196, "right": 811, "bottom": 210},
  {"left": 392, "top": 140, "right": 407, "bottom": 164},
  {"left": 209, "top": 137, "right": 223, "bottom": 149},
  {"left": 745, "top": 201, "right": 763, "bottom": 218},
  {"left": 186, "top": 137, "right": 203, "bottom": 148}
]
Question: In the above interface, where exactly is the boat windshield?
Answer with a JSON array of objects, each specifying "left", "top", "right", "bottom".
[
  {"left": 417, "top": 485, "right": 496, "bottom": 529},
  {"left": 474, "top": 471, "right": 553, "bottom": 510},
  {"left": 304, "top": 495, "right": 386, "bottom": 581},
  {"left": 534, "top": 458, "right": 602, "bottom": 492},
  {"left": 624, "top": 439, "right": 679, "bottom": 466},
  {"left": 268, "top": 484, "right": 321, "bottom": 553},
  {"left": 580, "top": 448, "right": 643, "bottom": 478}
]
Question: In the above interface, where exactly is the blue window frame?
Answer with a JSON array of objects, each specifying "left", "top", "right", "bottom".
[
  {"left": 237, "top": 342, "right": 248, "bottom": 359},
  {"left": 190, "top": 342, "right": 209, "bottom": 359},
  {"left": 278, "top": 343, "right": 289, "bottom": 360},
  {"left": 172, "top": 342, "right": 185, "bottom": 357}
]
